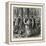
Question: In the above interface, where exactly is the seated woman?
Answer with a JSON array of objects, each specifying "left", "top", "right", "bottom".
[{"left": 23, "top": 17, "right": 32, "bottom": 37}]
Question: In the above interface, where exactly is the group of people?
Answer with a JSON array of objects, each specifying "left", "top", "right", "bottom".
[
  {"left": 13, "top": 14, "right": 40, "bottom": 38},
  {"left": 13, "top": 8, "right": 41, "bottom": 38}
]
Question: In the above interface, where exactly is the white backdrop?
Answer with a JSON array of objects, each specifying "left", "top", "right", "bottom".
[{"left": 0, "top": 0, "right": 46, "bottom": 46}]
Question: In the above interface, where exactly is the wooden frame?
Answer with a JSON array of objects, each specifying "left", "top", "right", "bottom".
[{"left": 6, "top": 1, "right": 45, "bottom": 44}]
